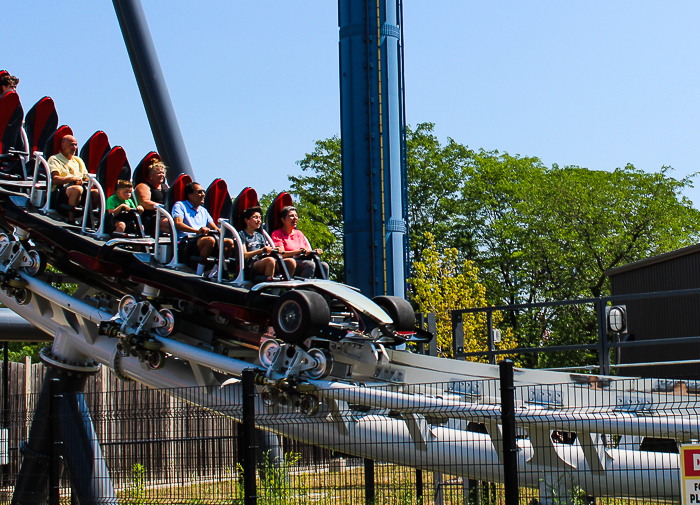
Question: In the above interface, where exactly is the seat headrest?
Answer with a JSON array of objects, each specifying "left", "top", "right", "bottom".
[
  {"left": 231, "top": 187, "right": 259, "bottom": 230},
  {"left": 24, "top": 97, "right": 58, "bottom": 157},
  {"left": 79, "top": 131, "right": 110, "bottom": 175},
  {"left": 133, "top": 151, "right": 161, "bottom": 187},
  {"left": 0, "top": 91, "right": 24, "bottom": 154},
  {"left": 265, "top": 192, "right": 293, "bottom": 234},
  {"left": 96, "top": 146, "right": 130, "bottom": 198},
  {"left": 43, "top": 125, "right": 74, "bottom": 159},
  {"left": 204, "top": 179, "right": 232, "bottom": 223},
  {"left": 165, "top": 174, "right": 192, "bottom": 211}
]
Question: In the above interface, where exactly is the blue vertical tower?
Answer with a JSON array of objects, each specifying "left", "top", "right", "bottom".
[{"left": 339, "top": 0, "right": 409, "bottom": 298}]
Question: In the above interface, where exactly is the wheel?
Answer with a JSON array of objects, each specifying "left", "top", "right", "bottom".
[
  {"left": 272, "top": 290, "right": 331, "bottom": 344},
  {"left": 306, "top": 348, "right": 333, "bottom": 379},
  {"left": 259, "top": 339, "right": 280, "bottom": 368},
  {"left": 372, "top": 296, "right": 415, "bottom": 331},
  {"left": 23, "top": 250, "right": 46, "bottom": 277},
  {"left": 155, "top": 308, "right": 178, "bottom": 337},
  {"left": 299, "top": 395, "right": 320, "bottom": 416},
  {"left": 14, "top": 288, "right": 31, "bottom": 306},
  {"left": 7, "top": 278, "right": 28, "bottom": 289},
  {"left": 146, "top": 350, "right": 166, "bottom": 370},
  {"left": 118, "top": 295, "right": 137, "bottom": 319}
]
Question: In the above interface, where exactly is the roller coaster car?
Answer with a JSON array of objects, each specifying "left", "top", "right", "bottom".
[{"left": 0, "top": 177, "right": 430, "bottom": 352}]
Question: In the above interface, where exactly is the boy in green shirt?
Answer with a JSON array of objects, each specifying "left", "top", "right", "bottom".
[{"left": 106, "top": 180, "right": 144, "bottom": 234}]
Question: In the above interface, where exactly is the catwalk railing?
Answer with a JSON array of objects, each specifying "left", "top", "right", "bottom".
[
  {"left": 0, "top": 361, "right": 696, "bottom": 504},
  {"left": 451, "top": 286, "right": 700, "bottom": 374}
]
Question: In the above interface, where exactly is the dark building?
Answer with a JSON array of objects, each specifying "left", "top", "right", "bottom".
[{"left": 605, "top": 243, "right": 700, "bottom": 379}]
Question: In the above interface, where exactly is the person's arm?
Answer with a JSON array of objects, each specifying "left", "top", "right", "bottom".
[
  {"left": 242, "top": 236, "right": 272, "bottom": 260},
  {"left": 173, "top": 216, "right": 204, "bottom": 234},
  {"left": 134, "top": 183, "right": 157, "bottom": 210},
  {"left": 108, "top": 205, "right": 124, "bottom": 215},
  {"left": 172, "top": 203, "right": 208, "bottom": 235},
  {"left": 271, "top": 231, "right": 295, "bottom": 258},
  {"left": 48, "top": 158, "right": 81, "bottom": 186},
  {"left": 207, "top": 220, "right": 220, "bottom": 234}
]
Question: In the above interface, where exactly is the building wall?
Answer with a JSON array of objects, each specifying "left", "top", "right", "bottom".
[{"left": 609, "top": 248, "right": 700, "bottom": 378}]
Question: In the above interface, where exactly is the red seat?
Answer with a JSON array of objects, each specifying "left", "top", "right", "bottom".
[
  {"left": 165, "top": 174, "right": 192, "bottom": 212},
  {"left": 204, "top": 178, "right": 232, "bottom": 224},
  {"left": 43, "top": 125, "right": 74, "bottom": 160},
  {"left": 132, "top": 151, "right": 161, "bottom": 187},
  {"left": 231, "top": 187, "right": 259, "bottom": 230},
  {"left": 0, "top": 91, "right": 23, "bottom": 155},
  {"left": 24, "top": 97, "right": 58, "bottom": 157},
  {"left": 96, "top": 146, "right": 130, "bottom": 199},
  {"left": 79, "top": 131, "right": 110, "bottom": 175},
  {"left": 264, "top": 191, "right": 293, "bottom": 234}
]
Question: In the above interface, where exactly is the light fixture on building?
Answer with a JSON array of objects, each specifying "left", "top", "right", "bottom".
[{"left": 606, "top": 305, "right": 627, "bottom": 334}]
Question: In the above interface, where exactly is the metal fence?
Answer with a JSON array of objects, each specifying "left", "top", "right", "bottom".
[
  {"left": 452, "top": 286, "right": 700, "bottom": 374},
  {"left": 0, "top": 363, "right": 695, "bottom": 504}
]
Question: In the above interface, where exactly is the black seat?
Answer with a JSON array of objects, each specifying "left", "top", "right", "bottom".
[
  {"left": 0, "top": 91, "right": 25, "bottom": 180},
  {"left": 265, "top": 191, "right": 328, "bottom": 280},
  {"left": 42, "top": 126, "right": 85, "bottom": 219},
  {"left": 79, "top": 131, "right": 110, "bottom": 176},
  {"left": 23, "top": 96, "right": 58, "bottom": 179},
  {"left": 132, "top": 151, "right": 160, "bottom": 188},
  {"left": 96, "top": 146, "right": 130, "bottom": 199}
]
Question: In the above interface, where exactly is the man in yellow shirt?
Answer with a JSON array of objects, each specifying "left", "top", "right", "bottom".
[{"left": 47, "top": 135, "right": 95, "bottom": 220}]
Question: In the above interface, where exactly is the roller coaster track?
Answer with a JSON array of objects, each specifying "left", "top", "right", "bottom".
[{"left": 0, "top": 223, "right": 692, "bottom": 503}]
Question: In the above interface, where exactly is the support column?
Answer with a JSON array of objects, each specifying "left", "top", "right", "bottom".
[
  {"left": 112, "top": 0, "right": 195, "bottom": 183},
  {"left": 12, "top": 340, "right": 116, "bottom": 505},
  {"left": 339, "top": 0, "right": 408, "bottom": 297}
]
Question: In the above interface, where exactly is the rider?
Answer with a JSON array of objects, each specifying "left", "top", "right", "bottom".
[
  {"left": 270, "top": 205, "right": 329, "bottom": 278},
  {"left": 239, "top": 205, "right": 295, "bottom": 279},
  {"left": 106, "top": 180, "right": 144, "bottom": 234},
  {"left": 47, "top": 135, "right": 99, "bottom": 222},
  {"left": 134, "top": 160, "right": 169, "bottom": 235},
  {"left": 172, "top": 182, "right": 234, "bottom": 276}
]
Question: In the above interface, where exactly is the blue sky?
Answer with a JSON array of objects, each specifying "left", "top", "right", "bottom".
[{"left": 5, "top": 1, "right": 700, "bottom": 204}]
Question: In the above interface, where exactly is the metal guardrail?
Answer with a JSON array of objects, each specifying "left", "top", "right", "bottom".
[{"left": 451, "top": 287, "right": 700, "bottom": 374}]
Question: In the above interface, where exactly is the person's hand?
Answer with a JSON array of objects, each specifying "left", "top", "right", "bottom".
[
  {"left": 198, "top": 226, "right": 209, "bottom": 235},
  {"left": 262, "top": 245, "right": 272, "bottom": 254},
  {"left": 72, "top": 177, "right": 82, "bottom": 185},
  {"left": 314, "top": 249, "right": 323, "bottom": 255},
  {"left": 299, "top": 247, "right": 307, "bottom": 256},
  {"left": 136, "top": 205, "right": 144, "bottom": 213}
]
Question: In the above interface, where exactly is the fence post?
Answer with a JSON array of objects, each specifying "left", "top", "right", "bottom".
[
  {"left": 596, "top": 298, "right": 610, "bottom": 375},
  {"left": 487, "top": 311, "right": 495, "bottom": 365},
  {"left": 242, "top": 369, "right": 257, "bottom": 505},
  {"left": 499, "top": 360, "right": 518, "bottom": 505},
  {"left": 364, "top": 458, "right": 375, "bottom": 504},
  {"left": 48, "top": 377, "right": 61, "bottom": 505}
]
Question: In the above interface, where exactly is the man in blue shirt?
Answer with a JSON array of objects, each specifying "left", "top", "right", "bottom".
[{"left": 172, "top": 182, "right": 233, "bottom": 275}]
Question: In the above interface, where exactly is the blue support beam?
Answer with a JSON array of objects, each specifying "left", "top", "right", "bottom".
[{"left": 339, "top": 0, "right": 408, "bottom": 298}]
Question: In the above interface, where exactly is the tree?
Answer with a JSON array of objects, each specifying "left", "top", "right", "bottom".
[
  {"left": 408, "top": 233, "right": 516, "bottom": 360},
  {"left": 290, "top": 124, "right": 476, "bottom": 280},
  {"left": 462, "top": 156, "right": 700, "bottom": 367},
  {"left": 289, "top": 126, "right": 700, "bottom": 368},
  {"left": 288, "top": 136, "right": 345, "bottom": 281}
]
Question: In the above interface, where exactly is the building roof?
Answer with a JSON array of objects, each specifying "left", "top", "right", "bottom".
[{"left": 605, "top": 242, "right": 700, "bottom": 277}]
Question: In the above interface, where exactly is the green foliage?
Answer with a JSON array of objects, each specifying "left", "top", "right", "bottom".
[
  {"left": 287, "top": 126, "right": 700, "bottom": 369},
  {"left": 409, "top": 233, "right": 516, "bottom": 359},
  {"left": 127, "top": 463, "right": 147, "bottom": 505},
  {"left": 464, "top": 156, "right": 700, "bottom": 368},
  {"left": 6, "top": 342, "right": 45, "bottom": 363},
  {"left": 290, "top": 136, "right": 344, "bottom": 281},
  {"left": 257, "top": 451, "right": 306, "bottom": 505}
]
